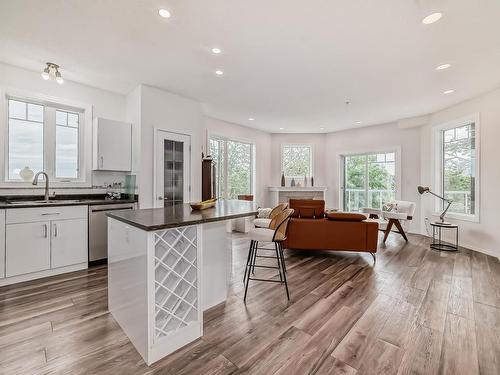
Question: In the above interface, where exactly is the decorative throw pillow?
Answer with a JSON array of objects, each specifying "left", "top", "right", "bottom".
[
  {"left": 257, "top": 208, "right": 272, "bottom": 218},
  {"left": 327, "top": 212, "right": 366, "bottom": 222},
  {"left": 382, "top": 203, "right": 397, "bottom": 212}
]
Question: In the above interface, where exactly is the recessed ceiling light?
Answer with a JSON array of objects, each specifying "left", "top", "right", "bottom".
[
  {"left": 158, "top": 9, "right": 171, "bottom": 18},
  {"left": 443, "top": 89, "right": 455, "bottom": 94},
  {"left": 279, "top": 127, "right": 284, "bottom": 130},
  {"left": 422, "top": 12, "right": 443, "bottom": 25},
  {"left": 215, "top": 70, "right": 224, "bottom": 76},
  {"left": 356, "top": 121, "right": 362, "bottom": 124},
  {"left": 212, "top": 48, "right": 221, "bottom": 54},
  {"left": 319, "top": 127, "right": 325, "bottom": 130},
  {"left": 436, "top": 63, "right": 451, "bottom": 70},
  {"left": 248, "top": 118, "right": 255, "bottom": 121}
]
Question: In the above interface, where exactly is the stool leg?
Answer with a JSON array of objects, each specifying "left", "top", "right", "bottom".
[
  {"left": 243, "top": 242, "right": 255, "bottom": 303},
  {"left": 243, "top": 240, "right": 254, "bottom": 283},
  {"left": 279, "top": 242, "right": 287, "bottom": 273},
  {"left": 251, "top": 241, "right": 258, "bottom": 275},
  {"left": 277, "top": 242, "right": 290, "bottom": 301},
  {"left": 274, "top": 242, "right": 283, "bottom": 282}
]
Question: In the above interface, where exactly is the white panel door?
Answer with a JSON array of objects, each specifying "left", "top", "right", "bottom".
[
  {"left": 51, "top": 218, "right": 88, "bottom": 268},
  {"left": 154, "top": 130, "right": 191, "bottom": 208},
  {"left": 6, "top": 222, "right": 51, "bottom": 277}
]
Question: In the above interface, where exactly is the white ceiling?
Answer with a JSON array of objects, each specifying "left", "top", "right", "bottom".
[{"left": 1, "top": 0, "right": 500, "bottom": 133}]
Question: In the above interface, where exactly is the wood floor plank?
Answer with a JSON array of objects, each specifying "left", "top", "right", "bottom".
[
  {"left": 275, "top": 305, "right": 363, "bottom": 374},
  {"left": 332, "top": 294, "right": 396, "bottom": 369},
  {"left": 356, "top": 338, "right": 404, "bottom": 375},
  {"left": 438, "top": 313, "right": 479, "bottom": 375},
  {"left": 396, "top": 323, "right": 443, "bottom": 375}
]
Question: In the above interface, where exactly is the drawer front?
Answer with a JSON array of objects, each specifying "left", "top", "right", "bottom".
[{"left": 6, "top": 205, "right": 88, "bottom": 224}]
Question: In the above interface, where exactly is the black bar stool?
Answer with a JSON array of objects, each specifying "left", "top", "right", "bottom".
[{"left": 243, "top": 208, "right": 294, "bottom": 302}]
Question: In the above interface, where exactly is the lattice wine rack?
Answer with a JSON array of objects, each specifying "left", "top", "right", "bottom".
[{"left": 153, "top": 226, "right": 199, "bottom": 341}]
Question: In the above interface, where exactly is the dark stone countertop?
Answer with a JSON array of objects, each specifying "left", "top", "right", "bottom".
[
  {"left": 0, "top": 194, "right": 138, "bottom": 209},
  {"left": 107, "top": 200, "right": 257, "bottom": 231}
]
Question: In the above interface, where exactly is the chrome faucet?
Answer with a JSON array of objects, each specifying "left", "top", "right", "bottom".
[{"left": 32, "top": 172, "right": 50, "bottom": 202}]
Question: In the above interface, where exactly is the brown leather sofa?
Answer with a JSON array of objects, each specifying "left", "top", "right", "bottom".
[{"left": 283, "top": 199, "right": 378, "bottom": 253}]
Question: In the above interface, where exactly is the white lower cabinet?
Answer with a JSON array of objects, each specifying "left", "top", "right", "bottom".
[
  {"left": 51, "top": 218, "right": 88, "bottom": 268},
  {"left": 2, "top": 206, "right": 88, "bottom": 282},
  {"left": 6, "top": 221, "right": 51, "bottom": 277}
]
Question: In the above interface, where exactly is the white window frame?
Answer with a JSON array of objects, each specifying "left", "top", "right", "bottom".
[
  {"left": 207, "top": 132, "right": 255, "bottom": 199},
  {"left": 338, "top": 146, "right": 402, "bottom": 211},
  {"left": 432, "top": 114, "right": 480, "bottom": 223},
  {"left": 0, "top": 89, "right": 93, "bottom": 188},
  {"left": 281, "top": 143, "right": 314, "bottom": 178}
]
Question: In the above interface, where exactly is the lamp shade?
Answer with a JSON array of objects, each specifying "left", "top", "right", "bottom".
[{"left": 417, "top": 186, "right": 430, "bottom": 194}]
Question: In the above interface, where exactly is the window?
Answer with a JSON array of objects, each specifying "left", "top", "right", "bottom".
[
  {"left": 281, "top": 144, "right": 312, "bottom": 177},
  {"left": 435, "top": 116, "right": 479, "bottom": 221},
  {"left": 209, "top": 136, "right": 254, "bottom": 199},
  {"left": 343, "top": 151, "right": 397, "bottom": 212},
  {"left": 3, "top": 95, "right": 88, "bottom": 185}
]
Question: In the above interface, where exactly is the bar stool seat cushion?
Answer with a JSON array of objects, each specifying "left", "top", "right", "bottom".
[
  {"left": 254, "top": 218, "right": 272, "bottom": 228},
  {"left": 248, "top": 227, "right": 275, "bottom": 242}
]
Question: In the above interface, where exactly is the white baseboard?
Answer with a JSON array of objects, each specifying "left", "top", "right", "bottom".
[
  {"left": 0, "top": 262, "right": 88, "bottom": 287},
  {"left": 411, "top": 230, "right": 500, "bottom": 260}
]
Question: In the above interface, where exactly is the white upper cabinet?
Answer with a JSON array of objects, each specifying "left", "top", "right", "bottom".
[{"left": 93, "top": 118, "right": 132, "bottom": 171}]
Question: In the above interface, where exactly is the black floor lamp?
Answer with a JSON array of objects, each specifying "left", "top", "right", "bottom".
[{"left": 417, "top": 186, "right": 453, "bottom": 225}]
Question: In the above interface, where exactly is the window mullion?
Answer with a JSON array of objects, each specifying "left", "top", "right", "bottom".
[{"left": 45, "top": 107, "right": 56, "bottom": 179}]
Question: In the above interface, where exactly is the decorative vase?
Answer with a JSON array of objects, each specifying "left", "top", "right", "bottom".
[
  {"left": 281, "top": 172, "right": 285, "bottom": 187},
  {"left": 311, "top": 176, "right": 314, "bottom": 186},
  {"left": 291, "top": 178, "right": 296, "bottom": 187},
  {"left": 304, "top": 176, "right": 307, "bottom": 187},
  {"left": 19, "top": 166, "right": 34, "bottom": 181}
]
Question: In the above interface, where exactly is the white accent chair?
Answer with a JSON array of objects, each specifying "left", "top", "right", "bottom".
[{"left": 362, "top": 200, "right": 416, "bottom": 242}]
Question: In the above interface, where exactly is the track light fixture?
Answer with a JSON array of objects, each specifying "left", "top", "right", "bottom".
[{"left": 41, "top": 62, "right": 64, "bottom": 84}]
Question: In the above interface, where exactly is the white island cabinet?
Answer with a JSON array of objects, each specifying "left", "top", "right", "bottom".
[
  {"left": 107, "top": 200, "right": 256, "bottom": 365},
  {"left": 0, "top": 206, "right": 88, "bottom": 286},
  {"left": 0, "top": 210, "right": 5, "bottom": 279}
]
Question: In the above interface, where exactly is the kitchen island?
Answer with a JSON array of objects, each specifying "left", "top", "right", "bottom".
[{"left": 106, "top": 200, "right": 257, "bottom": 365}]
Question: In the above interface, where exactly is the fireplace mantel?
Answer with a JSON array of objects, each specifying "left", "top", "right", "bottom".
[{"left": 268, "top": 186, "right": 327, "bottom": 206}]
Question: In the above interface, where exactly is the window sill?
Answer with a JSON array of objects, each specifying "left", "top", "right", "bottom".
[{"left": 431, "top": 212, "right": 479, "bottom": 223}]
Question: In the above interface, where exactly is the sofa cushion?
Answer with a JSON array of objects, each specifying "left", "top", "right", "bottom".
[
  {"left": 327, "top": 212, "right": 366, "bottom": 222},
  {"left": 289, "top": 199, "right": 325, "bottom": 219}
]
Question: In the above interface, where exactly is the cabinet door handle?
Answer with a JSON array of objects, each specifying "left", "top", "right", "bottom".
[
  {"left": 100, "top": 156, "right": 104, "bottom": 168},
  {"left": 53, "top": 223, "right": 58, "bottom": 237},
  {"left": 43, "top": 224, "right": 48, "bottom": 238}
]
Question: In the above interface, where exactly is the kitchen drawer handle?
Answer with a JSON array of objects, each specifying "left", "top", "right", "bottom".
[
  {"left": 91, "top": 207, "right": 133, "bottom": 213},
  {"left": 41, "top": 212, "right": 61, "bottom": 216}
]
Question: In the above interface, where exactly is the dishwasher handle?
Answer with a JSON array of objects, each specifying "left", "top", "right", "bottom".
[{"left": 90, "top": 206, "right": 134, "bottom": 213}]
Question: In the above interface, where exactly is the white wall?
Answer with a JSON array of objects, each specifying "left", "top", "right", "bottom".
[
  {"left": 204, "top": 117, "right": 272, "bottom": 207},
  {"left": 325, "top": 123, "right": 421, "bottom": 233},
  {"left": 420, "top": 87, "right": 500, "bottom": 257},
  {"left": 270, "top": 133, "right": 327, "bottom": 187},
  {"left": 0, "top": 62, "right": 130, "bottom": 195},
  {"left": 135, "top": 85, "right": 204, "bottom": 208}
]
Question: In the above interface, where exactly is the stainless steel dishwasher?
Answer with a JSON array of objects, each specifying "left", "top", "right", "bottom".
[{"left": 89, "top": 202, "right": 136, "bottom": 262}]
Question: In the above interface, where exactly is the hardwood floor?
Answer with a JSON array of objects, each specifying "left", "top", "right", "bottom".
[{"left": 1, "top": 233, "right": 500, "bottom": 374}]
